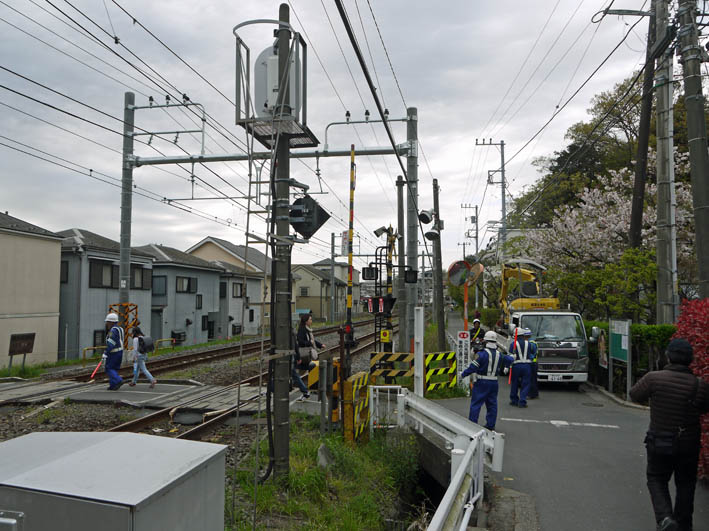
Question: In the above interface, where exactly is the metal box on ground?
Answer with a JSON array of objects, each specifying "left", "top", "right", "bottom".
[{"left": 0, "top": 432, "right": 226, "bottom": 531}]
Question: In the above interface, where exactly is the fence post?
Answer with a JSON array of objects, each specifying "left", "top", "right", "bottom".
[{"left": 414, "top": 307, "right": 424, "bottom": 397}]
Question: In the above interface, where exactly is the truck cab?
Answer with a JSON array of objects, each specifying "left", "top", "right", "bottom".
[{"left": 511, "top": 310, "right": 595, "bottom": 384}]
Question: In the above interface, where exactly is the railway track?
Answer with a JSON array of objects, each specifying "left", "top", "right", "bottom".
[
  {"left": 72, "top": 318, "right": 383, "bottom": 382},
  {"left": 107, "top": 326, "right": 394, "bottom": 440}
]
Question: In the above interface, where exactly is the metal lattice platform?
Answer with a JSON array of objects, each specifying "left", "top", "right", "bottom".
[{"left": 238, "top": 117, "right": 319, "bottom": 149}]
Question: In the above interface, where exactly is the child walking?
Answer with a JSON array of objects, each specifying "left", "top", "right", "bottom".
[{"left": 130, "top": 327, "right": 157, "bottom": 388}]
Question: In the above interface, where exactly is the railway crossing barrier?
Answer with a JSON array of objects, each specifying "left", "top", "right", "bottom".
[
  {"left": 369, "top": 351, "right": 457, "bottom": 396},
  {"left": 343, "top": 371, "right": 370, "bottom": 441},
  {"left": 369, "top": 385, "right": 504, "bottom": 531},
  {"left": 424, "top": 352, "right": 457, "bottom": 393}
]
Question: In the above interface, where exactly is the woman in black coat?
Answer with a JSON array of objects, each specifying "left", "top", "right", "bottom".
[{"left": 297, "top": 313, "right": 326, "bottom": 357}]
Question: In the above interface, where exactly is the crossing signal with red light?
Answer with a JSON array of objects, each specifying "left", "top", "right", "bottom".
[{"left": 366, "top": 294, "right": 396, "bottom": 316}]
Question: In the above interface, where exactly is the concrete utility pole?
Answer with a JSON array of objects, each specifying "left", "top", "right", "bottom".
[
  {"left": 629, "top": 5, "right": 656, "bottom": 249},
  {"left": 461, "top": 203, "right": 479, "bottom": 307},
  {"left": 477, "top": 139, "right": 507, "bottom": 259},
  {"left": 406, "top": 107, "right": 418, "bottom": 352},
  {"left": 678, "top": 0, "right": 709, "bottom": 299},
  {"left": 330, "top": 233, "right": 336, "bottom": 323},
  {"left": 656, "top": 0, "right": 680, "bottom": 323},
  {"left": 119, "top": 92, "right": 135, "bottom": 325},
  {"left": 396, "top": 176, "right": 407, "bottom": 353},
  {"left": 272, "top": 3, "right": 292, "bottom": 477},
  {"left": 432, "top": 179, "right": 446, "bottom": 351}
]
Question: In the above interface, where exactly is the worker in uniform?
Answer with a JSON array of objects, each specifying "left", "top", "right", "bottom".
[
  {"left": 470, "top": 318, "right": 484, "bottom": 352},
  {"left": 527, "top": 329, "right": 540, "bottom": 399},
  {"left": 461, "top": 331, "right": 514, "bottom": 430},
  {"left": 102, "top": 312, "right": 125, "bottom": 391},
  {"left": 509, "top": 327, "right": 536, "bottom": 408},
  {"left": 630, "top": 338, "right": 709, "bottom": 531}
]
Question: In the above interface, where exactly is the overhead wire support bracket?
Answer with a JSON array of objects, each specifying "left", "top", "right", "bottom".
[{"left": 130, "top": 101, "right": 208, "bottom": 155}]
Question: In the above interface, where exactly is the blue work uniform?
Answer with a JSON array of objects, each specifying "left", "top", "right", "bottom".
[
  {"left": 509, "top": 338, "right": 537, "bottom": 407},
  {"left": 103, "top": 325, "right": 124, "bottom": 388},
  {"left": 461, "top": 347, "right": 514, "bottom": 430},
  {"left": 528, "top": 340, "right": 539, "bottom": 398}
]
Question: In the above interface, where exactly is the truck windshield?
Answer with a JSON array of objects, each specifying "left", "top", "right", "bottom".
[{"left": 521, "top": 315, "right": 585, "bottom": 341}]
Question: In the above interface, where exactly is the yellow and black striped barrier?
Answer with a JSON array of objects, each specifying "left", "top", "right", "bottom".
[
  {"left": 343, "top": 371, "right": 370, "bottom": 442},
  {"left": 425, "top": 351, "right": 457, "bottom": 393},
  {"left": 369, "top": 352, "right": 414, "bottom": 384}
]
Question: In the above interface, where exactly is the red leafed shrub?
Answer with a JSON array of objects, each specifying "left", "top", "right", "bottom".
[{"left": 673, "top": 298, "right": 709, "bottom": 479}]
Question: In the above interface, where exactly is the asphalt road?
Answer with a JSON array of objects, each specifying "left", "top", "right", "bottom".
[
  {"left": 441, "top": 381, "right": 709, "bottom": 531},
  {"left": 443, "top": 311, "right": 709, "bottom": 530}
]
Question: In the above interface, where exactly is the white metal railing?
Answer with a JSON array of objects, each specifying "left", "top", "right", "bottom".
[{"left": 369, "top": 385, "right": 505, "bottom": 531}]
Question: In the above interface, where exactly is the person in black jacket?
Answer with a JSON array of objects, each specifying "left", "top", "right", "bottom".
[
  {"left": 630, "top": 338, "right": 709, "bottom": 531},
  {"left": 297, "top": 313, "right": 326, "bottom": 359},
  {"left": 291, "top": 330, "right": 314, "bottom": 401}
]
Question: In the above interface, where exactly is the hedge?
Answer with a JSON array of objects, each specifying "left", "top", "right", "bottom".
[{"left": 672, "top": 298, "right": 709, "bottom": 479}]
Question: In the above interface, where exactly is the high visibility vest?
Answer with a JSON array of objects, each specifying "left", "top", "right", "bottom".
[
  {"left": 479, "top": 348, "right": 501, "bottom": 380},
  {"left": 107, "top": 326, "right": 124, "bottom": 354},
  {"left": 513, "top": 340, "right": 532, "bottom": 363}
]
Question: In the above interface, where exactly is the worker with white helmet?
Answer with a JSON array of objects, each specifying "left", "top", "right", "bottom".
[
  {"left": 470, "top": 318, "right": 484, "bottom": 352},
  {"left": 509, "top": 327, "right": 537, "bottom": 408},
  {"left": 102, "top": 312, "right": 125, "bottom": 390},
  {"left": 461, "top": 330, "right": 515, "bottom": 430}
]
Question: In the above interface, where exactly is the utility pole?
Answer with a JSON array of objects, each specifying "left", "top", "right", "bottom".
[
  {"left": 656, "top": 0, "right": 679, "bottom": 323},
  {"left": 629, "top": 5, "right": 656, "bottom": 248},
  {"left": 330, "top": 232, "right": 336, "bottom": 323},
  {"left": 396, "top": 175, "right": 407, "bottom": 353},
  {"left": 678, "top": 0, "right": 709, "bottom": 299},
  {"left": 461, "top": 203, "right": 479, "bottom": 307},
  {"left": 119, "top": 92, "right": 135, "bottom": 326},
  {"left": 432, "top": 179, "right": 446, "bottom": 350},
  {"left": 476, "top": 139, "right": 507, "bottom": 259},
  {"left": 406, "top": 107, "right": 418, "bottom": 352},
  {"left": 272, "top": 3, "right": 292, "bottom": 477},
  {"left": 458, "top": 242, "right": 466, "bottom": 260}
]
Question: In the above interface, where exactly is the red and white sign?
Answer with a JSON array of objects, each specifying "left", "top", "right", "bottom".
[
  {"left": 458, "top": 331, "right": 470, "bottom": 341},
  {"left": 378, "top": 297, "right": 384, "bottom": 313},
  {"left": 367, "top": 298, "right": 373, "bottom": 313}
]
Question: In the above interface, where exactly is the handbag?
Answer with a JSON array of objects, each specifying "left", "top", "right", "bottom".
[{"left": 310, "top": 347, "right": 318, "bottom": 361}]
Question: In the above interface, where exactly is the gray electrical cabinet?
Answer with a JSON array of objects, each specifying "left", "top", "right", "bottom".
[{"left": 0, "top": 432, "right": 226, "bottom": 531}]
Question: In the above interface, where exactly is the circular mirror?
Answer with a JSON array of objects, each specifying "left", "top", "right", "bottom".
[{"left": 447, "top": 260, "right": 471, "bottom": 286}]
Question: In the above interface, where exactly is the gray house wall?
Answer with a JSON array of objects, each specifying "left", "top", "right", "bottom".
[
  {"left": 217, "top": 276, "right": 262, "bottom": 338},
  {"left": 151, "top": 265, "right": 221, "bottom": 346},
  {"left": 59, "top": 250, "right": 152, "bottom": 360}
]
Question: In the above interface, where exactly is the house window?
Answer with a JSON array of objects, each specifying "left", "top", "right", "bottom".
[
  {"left": 60, "top": 261, "right": 68, "bottom": 283},
  {"left": 300, "top": 287, "right": 309, "bottom": 297},
  {"left": 93, "top": 330, "right": 106, "bottom": 347},
  {"left": 201, "top": 315, "right": 209, "bottom": 331},
  {"left": 220, "top": 282, "right": 227, "bottom": 299},
  {"left": 176, "top": 276, "right": 197, "bottom": 293},
  {"left": 131, "top": 266, "right": 143, "bottom": 289},
  {"left": 153, "top": 276, "right": 167, "bottom": 296},
  {"left": 232, "top": 282, "right": 243, "bottom": 298},
  {"left": 196, "top": 294, "right": 203, "bottom": 309},
  {"left": 89, "top": 260, "right": 118, "bottom": 288},
  {"left": 249, "top": 309, "right": 255, "bottom": 322}
]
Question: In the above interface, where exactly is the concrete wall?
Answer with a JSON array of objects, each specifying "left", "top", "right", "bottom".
[
  {"left": 151, "top": 266, "right": 221, "bottom": 346},
  {"left": 0, "top": 231, "right": 61, "bottom": 369}
]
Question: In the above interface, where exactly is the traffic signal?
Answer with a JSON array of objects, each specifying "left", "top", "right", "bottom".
[
  {"left": 366, "top": 294, "right": 396, "bottom": 315},
  {"left": 290, "top": 195, "right": 330, "bottom": 239}
]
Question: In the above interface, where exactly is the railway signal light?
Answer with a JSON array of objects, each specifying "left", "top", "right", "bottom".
[{"left": 290, "top": 195, "right": 330, "bottom": 239}]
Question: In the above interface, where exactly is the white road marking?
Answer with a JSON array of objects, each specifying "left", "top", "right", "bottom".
[{"left": 501, "top": 417, "right": 619, "bottom": 429}]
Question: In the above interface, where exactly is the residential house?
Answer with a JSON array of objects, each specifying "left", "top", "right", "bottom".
[
  {"left": 292, "top": 264, "right": 346, "bottom": 321},
  {"left": 211, "top": 260, "right": 263, "bottom": 337},
  {"left": 186, "top": 236, "right": 296, "bottom": 325},
  {"left": 134, "top": 244, "right": 223, "bottom": 345},
  {"left": 0, "top": 212, "right": 62, "bottom": 369},
  {"left": 312, "top": 259, "right": 361, "bottom": 316},
  {"left": 58, "top": 229, "right": 153, "bottom": 360}
]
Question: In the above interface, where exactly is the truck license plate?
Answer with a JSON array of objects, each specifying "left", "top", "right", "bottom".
[{"left": 549, "top": 374, "right": 562, "bottom": 382}]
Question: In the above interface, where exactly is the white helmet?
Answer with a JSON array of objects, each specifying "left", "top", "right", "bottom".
[
  {"left": 105, "top": 312, "right": 119, "bottom": 323},
  {"left": 473, "top": 318, "right": 481, "bottom": 324},
  {"left": 484, "top": 330, "right": 497, "bottom": 343}
]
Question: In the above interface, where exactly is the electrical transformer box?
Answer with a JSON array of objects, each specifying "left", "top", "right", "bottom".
[{"left": 0, "top": 432, "right": 226, "bottom": 531}]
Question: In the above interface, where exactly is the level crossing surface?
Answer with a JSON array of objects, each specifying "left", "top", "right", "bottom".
[{"left": 439, "top": 382, "right": 709, "bottom": 530}]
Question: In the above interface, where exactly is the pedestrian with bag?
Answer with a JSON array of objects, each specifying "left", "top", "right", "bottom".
[
  {"left": 461, "top": 331, "right": 514, "bottom": 430},
  {"left": 297, "top": 313, "right": 326, "bottom": 362},
  {"left": 291, "top": 329, "right": 315, "bottom": 401},
  {"left": 630, "top": 338, "right": 709, "bottom": 531},
  {"left": 102, "top": 312, "right": 125, "bottom": 391},
  {"left": 129, "top": 327, "right": 157, "bottom": 388}
]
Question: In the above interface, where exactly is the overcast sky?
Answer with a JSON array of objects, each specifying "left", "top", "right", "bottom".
[{"left": 1, "top": 0, "right": 651, "bottom": 270}]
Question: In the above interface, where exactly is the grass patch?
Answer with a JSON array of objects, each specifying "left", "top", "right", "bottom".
[
  {"left": 0, "top": 365, "right": 43, "bottom": 379},
  {"left": 425, "top": 385, "right": 468, "bottom": 400},
  {"left": 226, "top": 414, "right": 420, "bottom": 530},
  {"left": 35, "top": 408, "right": 66, "bottom": 425}
]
